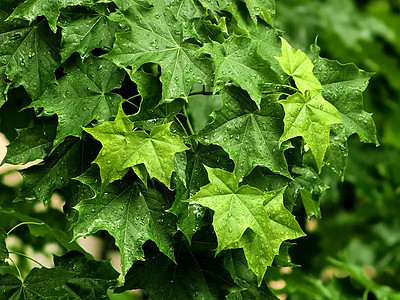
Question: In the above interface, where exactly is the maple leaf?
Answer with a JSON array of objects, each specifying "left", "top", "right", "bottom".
[
  {"left": 3, "top": 117, "right": 56, "bottom": 165},
  {"left": 276, "top": 37, "right": 323, "bottom": 93},
  {"left": 188, "top": 167, "right": 305, "bottom": 283},
  {"left": 170, "top": 144, "right": 234, "bottom": 241},
  {"left": 200, "top": 86, "right": 290, "bottom": 181},
  {"left": 54, "top": 251, "right": 119, "bottom": 299},
  {"left": 117, "top": 239, "right": 238, "bottom": 299},
  {"left": 59, "top": 4, "right": 126, "bottom": 61},
  {"left": 30, "top": 56, "right": 125, "bottom": 149},
  {"left": 105, "top": 2, "right": 213, "bottom": 101},
  {"left": 14, "top": 139, "right": 86, "bottom": 204},
  {"left": 202, "top": 36, "right": 282, "bottom": 107},
  {"left": 73, "top": 182, "right": 177, "bottom": 277},
  {"left": 278, "top": 90, "right": 341, "bottom": 171},
  {"left": 312, "top": 44, "right": 378, "bottom": 176},
  {"left": 291, "top": 166, "right": 329, "bottom": 219},
  {"left": 129, "top": 69, "right": 184, "bottom": 131},
  {"left": 85, "top": 107, "right": 189, "bottom": 189},
  {"left": 312, "top": 46, "right": 378, "bottom": 144},
  {"left": 224, "top": 250, "right": 278, "bottom": 299},
  {"left": 0, "top": 267, "right": 76, "bottom": 299},
  {"left": 0, "top": 12, "right": 59, "bottom": 104},
  {"left": 7, "top": 0, "right": 93, "bottom": 33},
  {"left": 243, "top": 0, "right": 275, "bottom": 25}
]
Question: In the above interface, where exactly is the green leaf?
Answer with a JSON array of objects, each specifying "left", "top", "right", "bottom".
[
  {"left": 8, "top": 0, "right": 93, "bottom": 33},
  {"left": 85, "top": 107, "right": 189, "bottom": 189},
  {"left": 170, "top": 144, "right": 234, "bottom": 241},
  {"left": 14, "top": 139, "right": 86, "bottom": 204},
  {"left": 325, "top": 124, "right": 348, "bottom": 178},
  {"left": 188, "top": 167, "right": 305, "bottom": 284},
  {"left": 312, "top": 46, "right": 378, "bottom": 145},
  {"left": 59, "top": 4, "right": 126, "bottom": 61},
  {"left": 0, "top": 267, "right": 76, "bottom": 299},
  {"left": 54, "top": 251, "right": 119, "bottom": 299},
  {"left": 129, "top": 69, "right": 184, "bottom": 131},
  {"left": 3, "top": 117, "right": 56, "bottom": 165},
  {"left": 30, "top": 56, "right": 125, "bottom": 149},
  {"left": 224, "top": 250, "right": 278, "bottom": 299},
  {"left": 0, "top": 14, "right": 60, "bottom": 103},
  {"left": 276, "top": 38, "right": 323, "bottom": 93},
  {"left": 117, "top": 240, "right": 235, "bottom": 299},
  {"left": 278, "top": 90, "right": 341, "bottom": 171},
  {"left": 105, "top": 3, "right": 213, "bottom": 101},
  {"left": 243, "top": 0, "right": 275, "bottom": 26},
  {"left": 202, "top": 36, "right": 282, "bottom": 106},
  {"left": 200, "top": 86, "right": 290, "bottom": 181},
  {"left": 0, "top": 227, "right": 8, "bottom": 262},
  {"left": 73, "top": 182, "right": 177, "bottom": 277},
  {"left": 73, "top": 164, "right": 102, "bottom": 197},
  {"left": 0, "top": 274, "right": 21, "bottom": 299},
  {"left": 291, "top": 166, "right": 329, "bottom": 219}
]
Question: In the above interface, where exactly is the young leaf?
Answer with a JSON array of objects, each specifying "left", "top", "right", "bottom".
[
  {"left": 30, "top": 56, "right": 125, "bottom": 149},
  {"left": 278, "top": 90, "right": 341, "bottom": 171},
  {"left": 84, "top": 107, "right": 189, "bottom": 189},
  {"left": 200, "top": 86, "right": 290, "bottom": 181},
  {"left": 275, "top": 38, "right": 322, "bottom": 93},
  {"left": 188, "top": 167, "right": 305, "bottom": 283},
  {"left": 73, "top": 182, "right": 177, "bottom": 277}
]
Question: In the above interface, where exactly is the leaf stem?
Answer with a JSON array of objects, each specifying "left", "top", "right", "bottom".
[
  {"left": 174, "top": 116, "right": 189, "bottom": 137},
  {"left": 7, "top": 222, "right": 44, "bottom": 235},
  {"left": 272, "top": 83, "right": 299, "bottom": 91},
  {"left": 126, "top": 94, "right": 141, "bottom": 102},
  {"left": 182, "top": 105, "right": 195, "bottom": 136},
  {"left": 8, "top": 257, "right": 23, "bottom": 281},
  {"left": 9, "top": 251, "right": 46, "bottom": 268}
]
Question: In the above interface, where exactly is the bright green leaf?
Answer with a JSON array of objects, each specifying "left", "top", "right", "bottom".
[
  {"left": 85, "top": 107, "right": 189, "bottom": 189},
  {"left": 276, "top": 38, "right": 323, "bottom": 93},
  {"left": 188, "top": 167, "right": 305, "bottom": 283},
  {"left": 279, "top": 90, "right": 341, "bottom": 171}
]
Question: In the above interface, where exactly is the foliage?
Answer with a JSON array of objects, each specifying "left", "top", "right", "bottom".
[{"left": 0, "top": 0, "right": 397, "bottom": 299}]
